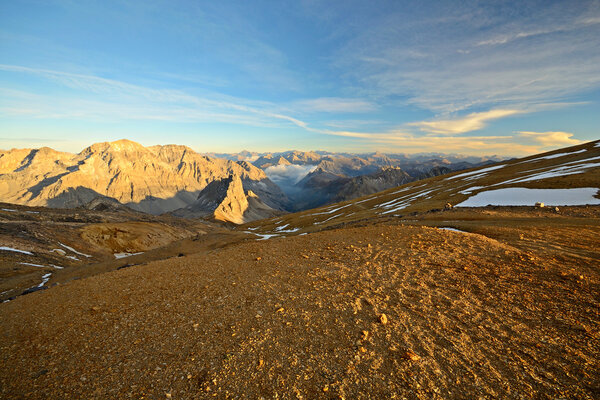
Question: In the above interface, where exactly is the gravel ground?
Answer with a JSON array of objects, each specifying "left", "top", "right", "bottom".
[{"left": 1, "top": 219, "right": 599, "bottom": 399}]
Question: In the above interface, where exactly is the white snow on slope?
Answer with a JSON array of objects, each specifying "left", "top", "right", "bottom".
[
  {"left": 445, "top": 164, "right": 505, "bottom": 180},
  {"left": 521, "top": 149, "right": 587, "bottom": 162},
  {"left": 378, "top": 189, "right": 434, "bottom": 215},
  {"left": 457, "top": 187, "right": 600, "bottom": 207},
  {"left": 1, "top": 208, "right": 17, "bottom": 212},
  {"left": 312, "top": 204, "right": 352, "bottom": 215},
  {"left": 253, "top": 233, "right": 280, "bottom": 240},
  {"left": 0, "top": 246, "right": 33, "bottom": 255},
  {"left": 59, "top": 242, "right": 92, "bottom": 257},
  {"left": 19, "top": 262, "right": 63, "bottom": 270},
  {"left": 459, "top": 186, "right": 485, "bottom": 195},
  {"left": 114, "top": 252, "right": 144, "bottom": 259},
  {"left": 438, "top": 227, "right": 469, "bottom": 233},
  {"left": 491, "top": 157, "right": 600, "bottom": 186},
  {"left": 315, "top": 213, "right": 345, "bottom": 224},
  {"left": 38, "top": 273, "right": 52, "bottom": 288}
]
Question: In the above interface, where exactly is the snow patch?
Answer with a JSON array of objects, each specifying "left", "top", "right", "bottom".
[
  {"left": 311, "top": 204, "right": 352, "bottom": 216},
  {"left": 445, "top": 164, "right": 506, "bottom": 180},
  {"left": 19, "top": 262, "right": 48, "bottom": 268},
  {"left": 521, "top": 149, "right": 587, "bottom": 162},
  {"left": 59, "top": 242, "right": 92, "bottom": 257},
  {"left": 493, "top": 159, "right": 600, "bottom": 186},
  {"left": 437, "top": 227, "right": 469, "bottom": 234},
  {"left": 314, "top": 213, "right": 344, "bottom": 225},
  {"left": 456, "top": 187, "right": 600, "bottom": 207},
  {"left": 253, "top": 233, "right": 280, "bottom": 240},
  {"left": 114, "top": 252, "right": 144, "bottom": 259},
  {"left": 0, "top": 246, "right": 33, "bottom": 255},
  {"left": 1, "top": 208, "right": 17, "bottom": 212},
  {"left": 38, "top": 273, "right": 52, "bottom": 287},
  {"left": 459, "top": 186, "right": 485, "bottom": 195}
]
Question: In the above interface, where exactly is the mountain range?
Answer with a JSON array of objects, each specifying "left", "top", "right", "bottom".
[
  {"left": 0, "top": 139, "right": 288, "bottom": 221},
  {"left": 0, "top": 139, "right": 507, "bottom": 222}
]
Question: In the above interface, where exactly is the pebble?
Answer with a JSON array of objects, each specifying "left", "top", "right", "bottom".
[
  {"left": 379, "top": 313, "right": 388, "bottom": 325},
  {"left": 402, "top": 349, "right": 421, "bottom": 361}
]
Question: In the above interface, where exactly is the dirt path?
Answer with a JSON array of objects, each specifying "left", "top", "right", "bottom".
[{"left": 1, "top": 220, "right": 598, "bottom": 399}]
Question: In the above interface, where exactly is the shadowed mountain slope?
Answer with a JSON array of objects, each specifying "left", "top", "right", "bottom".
[
  {"left": 172, "top": 175, "right": 282, "bottom": 224},
  {"left": 241, "top": 140, "right": 600, "bottom": 238}
]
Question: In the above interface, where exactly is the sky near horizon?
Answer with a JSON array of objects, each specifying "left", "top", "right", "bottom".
[{"left": 1, "top": 0, "right": 599, "bottom": 156}]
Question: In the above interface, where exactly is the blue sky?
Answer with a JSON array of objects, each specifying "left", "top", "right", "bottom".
[{"left": 1, "top": 0, "right": 599, "bottom": 155}]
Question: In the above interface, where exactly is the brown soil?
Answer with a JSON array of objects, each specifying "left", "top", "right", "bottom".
[{"left": 1, "top": 208, "right": 599, "bottom": 399}]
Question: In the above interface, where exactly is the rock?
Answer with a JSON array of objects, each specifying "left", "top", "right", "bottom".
[
  {"left": 255, "top": 257, "right": 262, "bottom": 261},
  {"left": 535, "top": 202, "right": 544, "bottom": 208},
  {"left": 379, "top": 313, "right": 388, "bottom": 325},
  {"left": 401, "top": 349, "right": 421, "bottom": 361}
]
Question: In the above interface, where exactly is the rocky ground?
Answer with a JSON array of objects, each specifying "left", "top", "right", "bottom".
[
  {"left": 1, "top": 206, "right": 598, "bottom": 399},
  {"left": 0, "top": 203, "right": 222, "bottom": 300}
]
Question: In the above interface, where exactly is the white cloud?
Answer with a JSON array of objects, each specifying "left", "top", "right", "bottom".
[
  {"left": 517, "top": 131, "right": 582, "bottom": 147},
  {"left": 409, "top": 109, "right": 522, "bottom": 134},
  {"left": 263, "top": 164, "right": 317, "bottom": 194}
]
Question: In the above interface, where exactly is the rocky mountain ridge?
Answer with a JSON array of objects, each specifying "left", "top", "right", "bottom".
[
  {"left": 172, "top": 175, "right": 281, "bottom": 224},
  {"left": 0, "top": 139, "right": 288, "bottom": 217}
]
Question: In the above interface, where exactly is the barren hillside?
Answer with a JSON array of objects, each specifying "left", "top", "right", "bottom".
[{"left": 1, "top": 207, "right": 599, "bottom": 399}]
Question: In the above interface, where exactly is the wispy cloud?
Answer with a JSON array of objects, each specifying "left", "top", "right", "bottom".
[
  {"left": 0, "top": 65, "right": 313, "bottom": 129},
  {"left": 517, "top": 131, "right": 582, "bottom": 147},
  {"left": 292, "top": 97, "right": 376, "bottom": 113},
  {"left": 476, "top": 13, "right": 600, "bottom": 47},
  {"left": 317, "top": 128, "right": 539, "bottom": 156},
  {"left": 409, "top": 109, "right": 522, "bottom": 134},
  {"left": 331, "top": 2, "right": 600, "bottom": 114}
]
